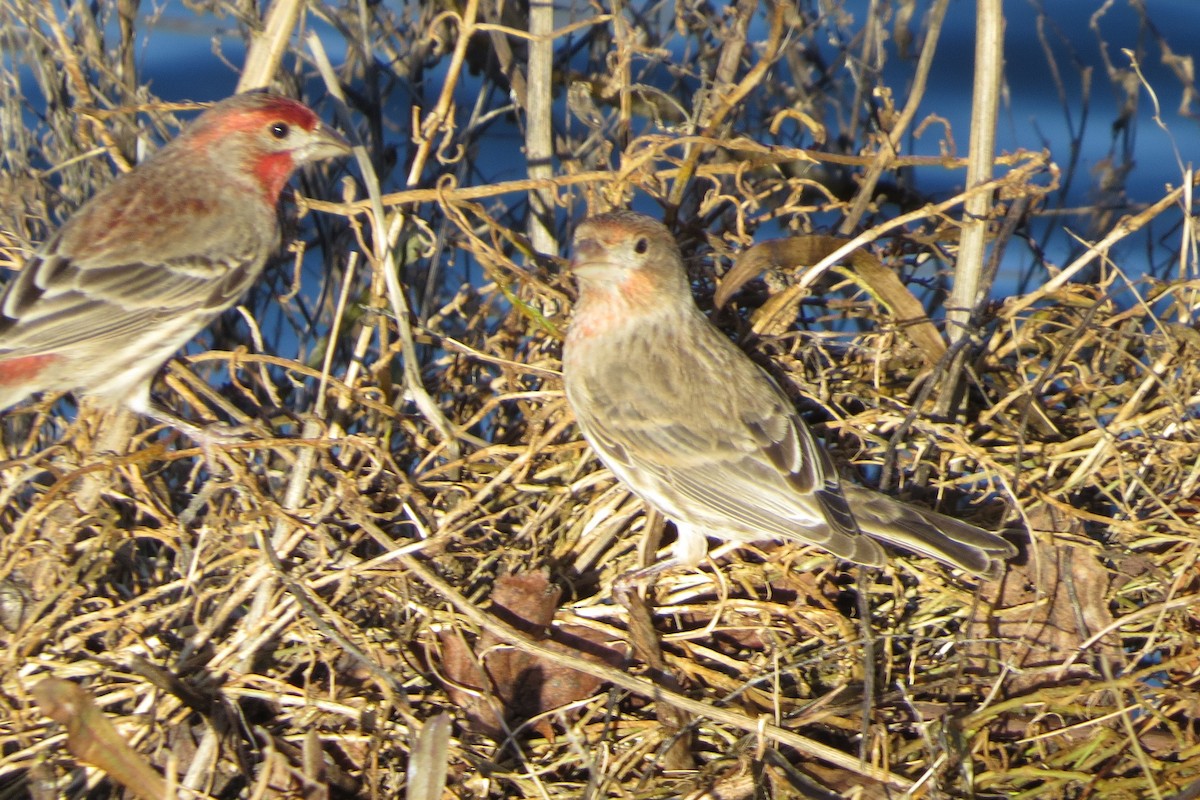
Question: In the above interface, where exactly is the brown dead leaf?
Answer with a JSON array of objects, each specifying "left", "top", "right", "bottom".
[
  {"left": 437, "top": 570, "right": 627, "bottom": 740},
  {"left": 970, "top": 503, "right": 1119, "bottom": 693},
  {"left": 32, "top": 678, "right": 168, "bottom": 800}
]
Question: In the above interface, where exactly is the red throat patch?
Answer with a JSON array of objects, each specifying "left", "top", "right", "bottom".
[
  {"left": 572, "top": 270, "right": 661, "bottom": 340},
  {"left": 252, "top": 151, "right": 297, "bottom": 202}
]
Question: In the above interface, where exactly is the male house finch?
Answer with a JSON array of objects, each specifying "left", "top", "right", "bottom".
[
  {"left": 0, "top": 92, "right": 349, "bottom": 429},
  {"left": 562, "top": 211, "right": 1017, "bottom": 579}
]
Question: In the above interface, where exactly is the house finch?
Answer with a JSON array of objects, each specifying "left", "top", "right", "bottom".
[
  {"left": 0, "top": 92, "right": 349, "bottom": 427},
  {"left": 562, "top": 211, "right": 1017, "bottom": 579}
]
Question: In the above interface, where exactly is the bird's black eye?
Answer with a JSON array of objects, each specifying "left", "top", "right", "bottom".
[
  {"left": 270, "top": 122, "right": 290, "bottom": 139},
  {"left": 633, "top": 237, "right": 649, "bottom": 254}
]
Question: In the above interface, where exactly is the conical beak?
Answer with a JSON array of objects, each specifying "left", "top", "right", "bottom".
[{"left": 301, "top": 123, "right": 352, "bottom": 163}]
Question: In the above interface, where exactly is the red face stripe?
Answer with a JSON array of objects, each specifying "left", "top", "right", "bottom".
[
  {"left": 203, "top": 97, "right": 321, "bottom": 138},
  {"left": 184, "top": 96, "right": 321, "bottom": 158}
]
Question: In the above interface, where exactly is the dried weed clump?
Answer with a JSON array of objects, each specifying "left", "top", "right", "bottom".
[{"left": 0, "top": 1, "right": 1198, "bottom": 798}]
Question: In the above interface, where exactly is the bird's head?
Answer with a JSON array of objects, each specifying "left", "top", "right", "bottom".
[
  {"left": 183, "top": 92, "right": 350, "bottom": 201},
  {"left": 569, "top": 211, "right": 692, "bottom": 310}
]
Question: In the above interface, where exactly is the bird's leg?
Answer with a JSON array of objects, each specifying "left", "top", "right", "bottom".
[
  {"left": 613, "top": 519, "right": 708, "bottom": 598},
  {"left": 119, "top": 383, "right": 257, "bottom": 446},
  {"left": 612, "top": 557, "right": 678, "bottom": 600}
]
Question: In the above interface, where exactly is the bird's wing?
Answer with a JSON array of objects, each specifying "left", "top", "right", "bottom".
[
  {"left": 0, "top": 244, "right": 264, "bottom": 356},
  {"left": 571, "top": 319, "right": 882, "bottom": 564},
  {"left": 0, "top": 151, "right": 276, "bottom": 359}
]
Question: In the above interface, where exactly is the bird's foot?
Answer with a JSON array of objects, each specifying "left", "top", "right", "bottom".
[
  {"left": 612, "top": 558, "right": 678, "bottom": 607},
  {"left": 141, "top": 406, "right": 261, "bottom": 447}
]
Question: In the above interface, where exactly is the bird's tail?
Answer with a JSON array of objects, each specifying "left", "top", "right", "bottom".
[{"left": 842, "top": 484, "right": 1018, "bottom": 578}]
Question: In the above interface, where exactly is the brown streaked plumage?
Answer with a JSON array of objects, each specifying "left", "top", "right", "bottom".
[
  {"left": 561, "top": 210, "right": 1017, "bottom": 579},
  {"left": 0, "top": 92, "right": 349, "bottom": 421}
]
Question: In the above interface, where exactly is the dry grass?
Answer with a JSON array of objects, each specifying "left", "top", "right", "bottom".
[{"left": 0, "top": 1, "right": 1198, "bottom": 798}]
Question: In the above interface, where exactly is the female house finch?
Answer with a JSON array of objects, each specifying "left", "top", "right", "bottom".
[
  {"left": 0, "top": 92, "right": 349, "bottom": 428},
  {"left": 562, "top": 211, "right": 1017, "bottom": 579}
]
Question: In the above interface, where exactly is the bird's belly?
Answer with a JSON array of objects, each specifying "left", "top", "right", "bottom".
[
  {"left": 608, "top": 459, "right": 825, "bottom": 546},
  {"left": 69, "top": 318, "right": 215, "bottom": 408}
]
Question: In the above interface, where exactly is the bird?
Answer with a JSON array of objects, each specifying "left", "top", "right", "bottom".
[
  {"left": 0, "top": 91, "right": 350, "bottom": 433},
  {"left": 560, "top": 210, "right": 1017, "bottom": 580}
]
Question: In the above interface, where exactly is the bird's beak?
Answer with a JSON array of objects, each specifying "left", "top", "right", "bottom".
[
  {"left": 568, "top": 235, "right": 628, "bottom": 287},
  {"left": 301, "top": 123, "right": 352, "bottom": 162},
  {"left": 569, "top": 236, "right": 611, "bottom": 279}
]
